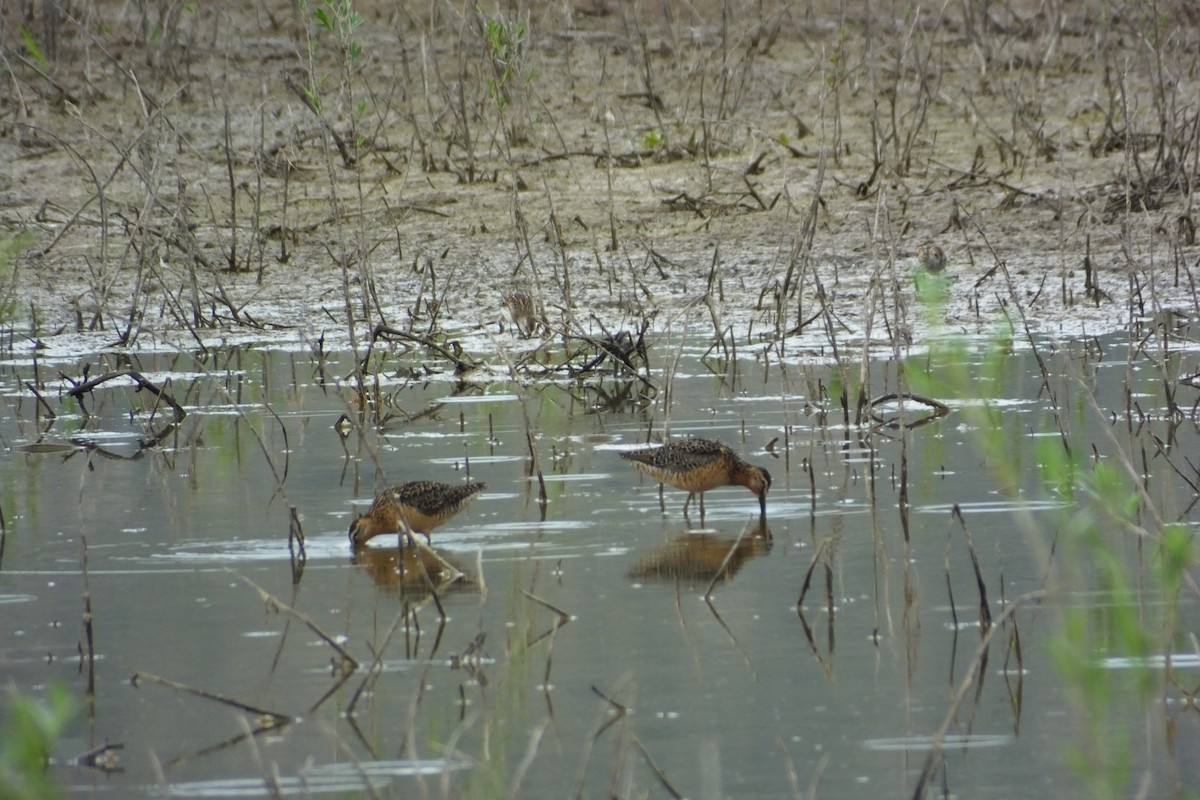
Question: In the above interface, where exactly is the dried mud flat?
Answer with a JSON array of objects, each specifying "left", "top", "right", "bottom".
[{"left": 2, "top": 0, "right": 1199, "bottom": 363}]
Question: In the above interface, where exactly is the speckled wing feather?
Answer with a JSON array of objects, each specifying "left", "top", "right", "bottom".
[
  {"left": 385, "top": 481, "right": 486, "bottom": 517},
  {"left": 619, "top": 437, "right": 727, "bottom": 476}
]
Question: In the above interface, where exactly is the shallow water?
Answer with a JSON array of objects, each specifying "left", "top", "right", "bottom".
[{"left": 1, "top": 334, "right": 1198, "bottom": 799}]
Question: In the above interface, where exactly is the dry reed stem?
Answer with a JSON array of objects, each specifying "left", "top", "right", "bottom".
[
  {"left": 347, "top": 610, "right": 408, "bottom": 718},
  {"left": 287, "top": 505, "right": 306, "bottom": 577},
  {"left": 521, "top": 589, "right": 572, "bottom": 649},
  {"left": 796, "top": 536, "right": 836, "bottom": 609},
  {"left": 703, "top": 519, "right": 757, "bottom": 599},
  {"left": 631, "top": 733, "right": 684, "bottom": 800},
  {"left": 402, "top": 537, "right": 453, "bottom": 623},
  {"left": 495, "top": 343, "right": 547, "bottom": 512},
  {"left": 80, "top": 533, "right": 96, "bottom": 708},
  {"left": 64, "top": 369, "right": 186, "bottom": 429},
  {"left": 909, "top": 590, "right": 1045, "bottom": 800},
  {"left": 131, "top": 670, "right": 291, "bottom": 724},
  {"left": 951, "top": 505, "right": 993, "bottom": 630},
  {"left": 305, "top": 669, "right": 357, "bottom": 716},
  {"left": 318, "top": 717, "right": 386, "bottom": 800},
  {"left": 776, "top": 738, "right": 829, "bottom": 800},
  {"left": 229, "top": 570, "right": 360, "bottom": 671},
  {"left": 22, "top": 381, "right": 56, "bottom": 420},
  {"left": 233, "top": 715, "right": 276, "bottom": 800},
  {"left": 521, "top": 588, "right": 571, "bottom": 623},
  {"left": 505, "top": 718, "right": 550, "bottom": 800},
  {"left": 569, "top": 685, "right": 622, "bottom": 799}
]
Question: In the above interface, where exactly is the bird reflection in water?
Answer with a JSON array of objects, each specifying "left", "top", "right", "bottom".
[
  {"left": 351, "top": 540, "right": 472, "bottom": 598},
  {"left": 627, "top": 520, "right": 772, "bottom": 585}
]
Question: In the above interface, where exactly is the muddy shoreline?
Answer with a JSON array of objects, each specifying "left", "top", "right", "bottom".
[{"left": 2, "top": 1, "right": 1198, "bottom": 360}]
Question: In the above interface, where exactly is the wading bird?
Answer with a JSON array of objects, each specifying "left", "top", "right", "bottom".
[
  {"left": 349, "top": 481, "right": 485, "bottom": 547},
  {"left": 916, "top": 242, "right": 946, "bottom": 273},
  {"left": 620, "top": 437, "right": 771, "bottom": 519}
]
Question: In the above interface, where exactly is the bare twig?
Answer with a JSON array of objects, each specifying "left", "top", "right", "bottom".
[
  {"left": 228, "top": 571, "right": 360, "bottom": 671},
  {"left": 131, "top": 671, "right": 292, "bottom": 723}
]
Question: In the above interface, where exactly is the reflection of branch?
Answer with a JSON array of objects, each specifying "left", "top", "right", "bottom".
[
  {"left": 703, "top": 593, "right": 758, "bottom": 678},
  {"left": 795, "top": 601, "right": 835, "bottom": 680},
  {"left": 405, "top": 537, "right": 448, "bottom": 622},
  {"left": 777, "top": 740, "right": 829, "bottom": 800}
]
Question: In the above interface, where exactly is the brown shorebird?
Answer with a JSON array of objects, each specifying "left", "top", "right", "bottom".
[
  {"left": 349, "top": 481, "right": 485, "bottom": 547},
  {"left": 619, "top": 437, "right": 771, "bottom": 518},
  {"left": 915, "top": 242, "right": 947, "bottom": 273}
]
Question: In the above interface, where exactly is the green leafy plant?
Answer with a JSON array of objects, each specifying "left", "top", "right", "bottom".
[
  {"left": 301, "top": 0, "right": 366, "bottom": 117},
  {"left": 906, "top": 301, "right": 1193, "bottom": 798},
  {"left": 19, "top": 26, "right": 48, "bottom": 67},
  {"left": 314, "top": 0, "right": 364, "bottom": 64},
  {"left": 0, "top": 230, "right": 36, "bottom": 324},
  {"left": 0, "top": 685, "right": 76, "bottom": 800},
  {"left": 478, "top": 6, "right": 529, "bottom": 114}
]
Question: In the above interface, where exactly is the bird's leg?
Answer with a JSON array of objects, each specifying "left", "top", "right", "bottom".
[
  {"left": 658, "top": 483, "right": 666, "bottom": 512},
  {"left": 699, "top": 493, "right": 706, "bottom": 522},
  {"left": 682, "top": 492, "right": 693, "bottom": 516}
]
